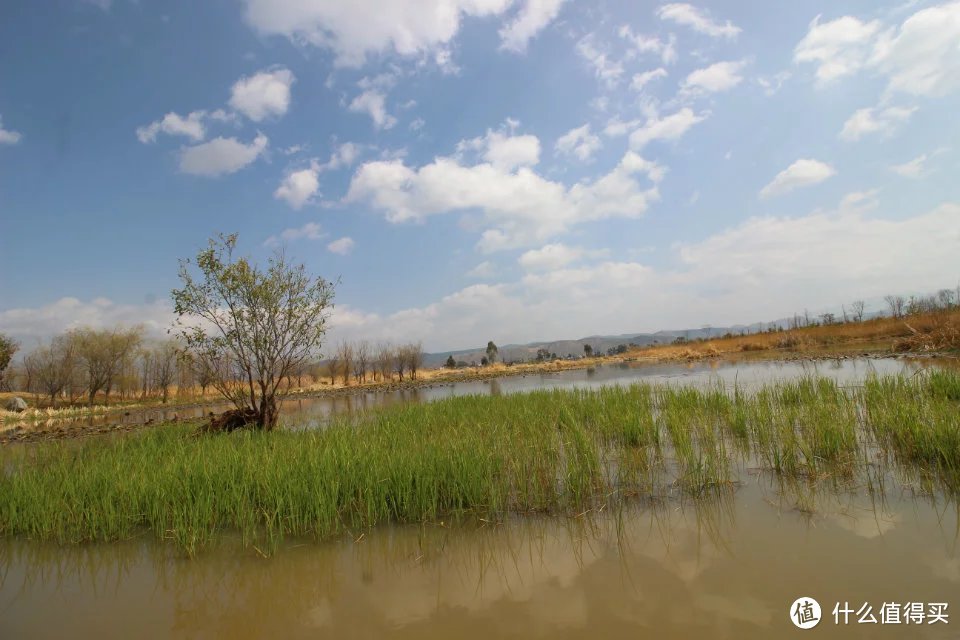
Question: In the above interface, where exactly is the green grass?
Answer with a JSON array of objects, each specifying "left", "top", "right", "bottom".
[{"left": 1, "top": 371, "right": 959, "bottom": 553}]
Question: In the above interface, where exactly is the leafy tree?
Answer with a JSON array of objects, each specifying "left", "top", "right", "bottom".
[
  {"left": 583, "top": 344, "right": 593, "bottom": 357},
  {"left": 445, "top": 355, "right": 456, "bottom": 368},
  {"left": 172, "top": 234, "right": 335, "bottom": 430},
  {"left": 0, "top": 333, "right": 18, "bottom": 391},
  {"left": 481, "top": 356, "right": 489, "bottom": 366},
  {"left": 69, "top": 327, "right": 142, "bottom": 405},
  {"left": 486, "top": 341, "right": 498, "bottom": 364}
]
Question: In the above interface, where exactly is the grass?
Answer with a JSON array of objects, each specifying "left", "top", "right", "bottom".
[{"left": 1, "top": 370, "right": 959, "bottom": 554}]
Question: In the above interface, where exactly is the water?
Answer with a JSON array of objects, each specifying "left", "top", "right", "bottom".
[
  {"left": 1, "top": 480, "right": 957, "bottom": 638},
  {"left": 2, "top": 356, "right": 958, "bottom": 637},
  {"left": 8, "top": 356, "right": 952, "bottom": 434}
]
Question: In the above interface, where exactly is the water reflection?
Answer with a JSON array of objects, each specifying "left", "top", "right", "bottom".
[{"left": 2, "top": 481, "right": 958, "bottom": 639}]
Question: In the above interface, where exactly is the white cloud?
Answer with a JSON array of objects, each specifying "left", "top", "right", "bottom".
[
  {"left": 793, "top": 15, "right": 881, "bottom": 84},
  {"left": 839, "top": 105, "right": 916, "bottom": 141},
  {"left": 756, "top": 71, "right": 792, "bottom": 96},
  {"left": 656, "top": 3, "right": 741, "bottom": 39},
  {"left": 346, "top": 140, "right": 663, "bottom": 251},
  {"left": 890, "top": 152, "right": 941, "bottom": 178},
  {"left": 136, "top": 110, "right": 207, "bottom": 144},
  {"left": 554, "top": 124, "right": 602, "bottom": 161},
  {"left": 681, "top": 60, "right": 746, "bottom": 95},
  {"left": 242, "top": 0, "right": 514, "bottom": 68},
  {"left": 458, "top": 127, "right": 541, "bottom": 171},
  {"left": 519, "top": 243, "right": 590, "bottom": 270},
  {"left": 795, "top": 3, "right": 960, "bottom": 97},
  {"left": 228, "top": 68, "right": 295, "bottom": 122},
  {"left": 499, "top": 0, "right": 567, "bottom": 52},
  {"left": 349, "top": 90, "right": 397, "bottom": 130},
  {"left": 0, "top": 115, "right": 22, "bottom": 145},
  {"left": 870, "top": 1, "right": 960, "bottom": 97},
  {"left": 630, "top": 68, "right": 668, "bottom": 92},
  {"left": 275, "top": 160, "right": 322, "bottom": 209},
  {"left": 323, "top": 142, "right": 361, "bottom": 170},
  {"left": 629, "top": 108, "right": 707, "bottom": 150},
  {"left": 466, "top": 261, "right": 496, "bottom": 278},
  {"left": 576, "top": 35, "right": 624, "bottom": 87},
  {"left": 759, "top": 158, "right": 836, "bottom": 199},
  {"left": 264, "top": 222, "right": 326, "bottom": 247},
  {"left": 178, "top": 133, "right": 268, "bottom": 177},
  {"left": 619, "top": 26, "right": 677, "bottom": 65},
  {"left": 327, "top": 237, "right": 355, "bottom": 255},
  {"left": 9, "top": 200, "right": 960, "bottom": 353}
]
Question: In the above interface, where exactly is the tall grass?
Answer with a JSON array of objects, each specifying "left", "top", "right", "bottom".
[{"left": 1, "top": 371, "right": 958, "bottom": 553}]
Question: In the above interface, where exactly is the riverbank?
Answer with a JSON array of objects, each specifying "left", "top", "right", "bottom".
[{"left": 2, "top": 370, "right": 957, "bottom": 554}]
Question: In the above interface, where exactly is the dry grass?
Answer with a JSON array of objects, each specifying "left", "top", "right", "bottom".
[{"left": 631, "top": 308, "right": 960, "bottom": 362}]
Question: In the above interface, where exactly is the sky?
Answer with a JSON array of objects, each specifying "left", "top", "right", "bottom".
[{"left": 1, "top": 0, "right": 959, "bottom": 352}]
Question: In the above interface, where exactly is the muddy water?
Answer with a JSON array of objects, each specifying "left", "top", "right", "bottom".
[
  {"left": 2, "top": 479, "right": 957, "bottom": 638},
  {"left": 9, "top": 356, "right": 953, "bottom": 434}
]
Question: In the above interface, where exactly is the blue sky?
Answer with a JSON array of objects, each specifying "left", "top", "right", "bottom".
[{"left": 1, "top": 0, "right": 959, "bottom": 351}]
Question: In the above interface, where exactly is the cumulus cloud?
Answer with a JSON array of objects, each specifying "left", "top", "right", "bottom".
[
  {"left": 655, "top": 3, "right": 741, "bottom": 39},
  {"left": 795, "top": 3, "right": 960, "bottom": 97},
  {"left": 458, "top": 125, "right": 541, "bottom": 171},
  {"left": 793, "top": 15, "right": 881, "bottom": 84},
  {"left": 0, "top": 115, "right": 23, "bottom": 145},
  {"left": 8, "top": 199, "right": 960, "bottom": 352},
  {"left": 759, "top": 158, "right": 836, "bottom": 199},
  {"left": 618, "top": 26, "right": 677, "bottom": 65},
  {"left": 228, "top": 68, "right": 295, "bottom": 122},
  {"left": 518, "top": 243, "right": 605, "bottom": 270},
  {"left": 274, "top": 160, "right": 322, "bottom": 209},
  {"left": 499, "top": 0, "right": 567, "bottom": 52},
  {"left": 327, "top": 237, "right": 355, "bottom": 255},
  {"left": 136, "top": 110, "right": 207, "bottom": 144},
  {"left": 242, "top": 0, "right": 515, "bottom": 67},
  {"left": 346, "top": 131, "right": 663, "bottom": 251},
  {"left": 630, "top": 68, "right": 668, "bottom": 92},
  {"left": 554, "top": 124, "right": 602, "bottom": 162},
  {"left": 839, "top": 105, "right": 916, "bottom": 141},
  {"left": 629, "top": 108, "right": 708, "bottom": 150},
  {"left": 264, "top": 222, "right": 326, "bottom": 246},
  {"left": 576, "top": 35, "right": 625, "bottom": 87},
  {"left": 178, "top": 133, "right": 268, "bottom": 177},
  {"left": 349, "top": 90, "right": 397, "bottom": 130},
  {"left": 890, "top": 151, "right": 947, "bottom": 178},
  {"left": 681, "top": 60, "right": 746, "bottom": 96},
  {"left": 466, "top": 261, "right": 497, "bottom": 278}
]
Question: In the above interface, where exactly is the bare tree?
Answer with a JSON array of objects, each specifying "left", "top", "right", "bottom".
[
  {"left": 850, "top": 300, "right": 866, "bottom": 323},
  {"left": 172, "top": 234, "right": 335, "bottom": 430},
  {"left": 336, "top": 341, "right": 354, "bottom": 386},
  {"left": 375, "top": 342, "right": 394, "bottom": 382},
  {"left": 69, "top": 327, "right": 142, "bottom": 405},
  {"left": 150, "top": 340, "right": 179, "bottom": 403},
  {"left": 30, "top": 336, "right": 75, "bottom": 406},
  {"left": 884, "top": 295, "right": 906, "bottom": 319},
  {"left": 403, "top": 342, "right": 424, "bottom": 380},
  {"left": 936, "top": 289, "right": 956, "bottom": 309},
  {"left": 393, "top": 346, "right": 407, "bottom": 381},
  {"left": 355, "top": 340, "right": 370, "bottom": 383}
]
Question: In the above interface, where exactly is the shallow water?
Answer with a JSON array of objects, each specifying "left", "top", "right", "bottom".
[
  {"left": 1, "top": 478, "right": 957, "bottom": 638},
  {"left": 8, "top": 355, "right": 954, "bottom": 433}
]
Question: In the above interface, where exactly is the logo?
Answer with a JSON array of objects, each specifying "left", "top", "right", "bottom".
[{"left": 790, "top": 597, "right": 822, "bottom": 629}]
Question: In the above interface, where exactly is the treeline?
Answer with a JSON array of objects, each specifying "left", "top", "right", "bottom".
[{"left": 323, "top": 341, "right": 425, "bottom": 384}]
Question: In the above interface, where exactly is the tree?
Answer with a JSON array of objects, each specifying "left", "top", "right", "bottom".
[
  {"left": 393, "top": 347, "right": 407, "bottom": 381},
  {"left": 403, "top": 342, "right": 424, "bottom": 380},
  {"left": 851, "top": 300, "right": 866, "bottom": 323},
  {"left": 481, "top": 356, "right": 489, "bottom": 366},
  {"left": 337, "top": 341, "right": 354, "bottom": 386},
  {"left": 355, "top": 340, "right": 370, "bottom": 383},
  {"left": 150, "top": 340, "right": 180, "bottom": 403},
  {"left": 172, "top": 234, "right": 335, "bottom": 430},
  {"left": 29, "top": 336, "right": 75, "bottom": 406},
  {"left": 884, "top": 295, "right": 906, "bottom": 319},
  {"left": 445, "top": 355, "right": 456, "bottom": 369},
  {"left": 375, "top": 342, "right": 394, "bottom": 382},
  {"left": 0, "top": 333, "right": 19, "bottom": 391},
  {"left": 486, "top": 341, "right": 498, "bottom": 364},
  {"left": 70, "top": 327, "right": 142, "bottom": 405},
  {"left": 583, "top": 344, "right": 593, "bottom": 358}
]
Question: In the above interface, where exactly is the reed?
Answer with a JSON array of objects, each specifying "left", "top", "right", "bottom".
[{"left": 1, "top": 370, "right": 958, "bottom": 552}]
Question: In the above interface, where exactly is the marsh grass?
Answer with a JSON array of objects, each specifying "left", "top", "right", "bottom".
[{"left": 1, "top": 371, "right": 958, "bottom": 553}]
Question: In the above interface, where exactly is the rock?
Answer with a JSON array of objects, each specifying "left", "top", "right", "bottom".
[{"left": 4, "top": 396, "right": 27, "bottom": 413}]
